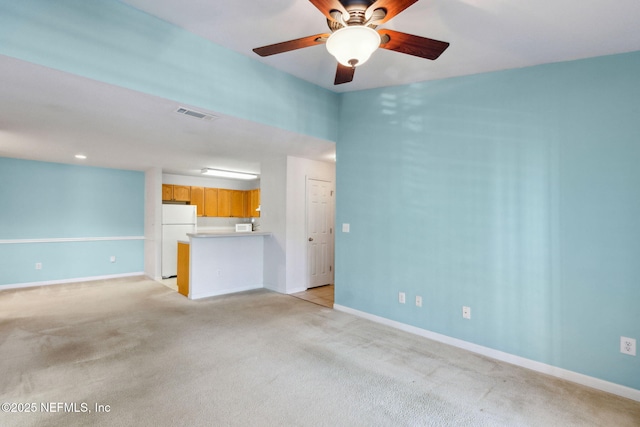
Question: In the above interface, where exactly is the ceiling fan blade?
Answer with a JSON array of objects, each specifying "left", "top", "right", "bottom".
[
  {"left": 334, "top": 63, "right": 355, "bottom": 85},
  {"left": 366, "top": 0, "right": 418, "bottom": 24},
  {"left": 253, "top": 33, "right": 329, "bottom": 57},
  {"left": 378, "top": 29, "right": 449, "bottom": 60},
  {"left": 309, "top": 0, "right": 349, "bottom": 22}
]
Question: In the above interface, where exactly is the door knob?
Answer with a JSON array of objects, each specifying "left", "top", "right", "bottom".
[{"left": 308, "top": 237, "right": 313, "bottom": 241}]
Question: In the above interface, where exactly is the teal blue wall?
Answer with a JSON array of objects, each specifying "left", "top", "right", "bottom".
[
  {"left": 1, "top": 0, "right": 638, "bottom": 392},
  {"left": 335, "top": 51, "right": 640, "bottom": 390},
  {"left": 0, "top": 158, "right": 145, "bottom": 285},
  {"left": 0, "top": 0, "right": 339, "bottom": 142}
]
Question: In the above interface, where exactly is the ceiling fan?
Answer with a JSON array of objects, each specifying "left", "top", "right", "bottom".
[{"left": 253, "top": 0, "right": 450, "bottom": 85}]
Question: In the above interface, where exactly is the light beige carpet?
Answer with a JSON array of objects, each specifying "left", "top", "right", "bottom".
[{"left": 1, "top": 277, "right": 639, "bottom": 427}]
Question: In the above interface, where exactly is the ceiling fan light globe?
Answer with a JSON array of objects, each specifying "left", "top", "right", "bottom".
[{"left": 326, "top": 26, "right": 381, "bottom": 68}]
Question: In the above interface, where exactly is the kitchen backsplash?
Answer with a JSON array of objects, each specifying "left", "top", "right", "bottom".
[{"left": 197, "top": 216, "right": 256, "bottom": 231}]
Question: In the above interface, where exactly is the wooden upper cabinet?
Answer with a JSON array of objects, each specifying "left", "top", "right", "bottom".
[
  {"left": 231, "top": 190, "right": 245, "bottom": 217},
  {"left": 190, "top": 186, "right": 204, "bottom": 216},
  {"left": 162, "top": 184, "right": 173, "bottom": 201},
  {"left": 242, "top": 191, "right": 250, "bottom": 218},
  {"left": 204, "top": 188, "right": 218, "bottom": 217},
  {"left": 162, "top": 184, "right": 191, "bottom": 202},
  {"left": 249, "top": 189, "right": 261, "bottom": 218},
  {"left": 172, "top": 185, "right": 191, "bottom": 202},
  {"left": 164, "top": 185, "right": 259, "bottom": 218},
  {"left": 218, "top": 189, "right": 232, "bottom": 217},
  {"left": 189, "top": 186, "right": 223, "bottom": 217}
]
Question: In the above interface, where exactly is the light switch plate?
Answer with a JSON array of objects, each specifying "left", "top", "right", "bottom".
[{"left": 342, "top": 223, "right": 350, "bottom": 233}]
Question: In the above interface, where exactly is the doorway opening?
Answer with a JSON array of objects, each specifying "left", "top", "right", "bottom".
[
  {"left": 291, "top": 285, "right": 334, "bottom": 308},
  {"left": 303, "top": 177, "right": 335, "bottom": 305}
]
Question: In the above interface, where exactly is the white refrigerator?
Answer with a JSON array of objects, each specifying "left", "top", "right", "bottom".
[{"left": 162, "top": 204, "right": 196, "bottom": 278}]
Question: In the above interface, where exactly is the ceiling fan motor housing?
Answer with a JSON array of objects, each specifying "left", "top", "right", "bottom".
[{"left": 327, "top": 0, "right": 380, "bottom": 31}]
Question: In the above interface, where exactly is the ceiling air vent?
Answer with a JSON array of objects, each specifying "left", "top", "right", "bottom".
[{"left": 176, "top": 107, "right": 217, "bottom": 121}]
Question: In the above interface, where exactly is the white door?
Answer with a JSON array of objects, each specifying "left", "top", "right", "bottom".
[{"left": 307, "top": 178, "right": 334, "bottom": 288}]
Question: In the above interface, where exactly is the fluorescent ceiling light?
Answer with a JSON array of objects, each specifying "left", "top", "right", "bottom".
[
  {"left": 201, "top": 168, "right": 258, "bottom": 180},
  {"left": 75, "top": 154, "right": 87, "bottom": 159}
]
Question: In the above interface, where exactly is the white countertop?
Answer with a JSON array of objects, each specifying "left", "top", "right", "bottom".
[{"left": 188, "top": 231, "right": 271, "bottom": 238}]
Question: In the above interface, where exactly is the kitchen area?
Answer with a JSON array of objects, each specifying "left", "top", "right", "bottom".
[
  {"left": 160, "top": 173, "right": 270, "bottom": 300},
  {"left": 145, "top": 156, "right": 335, "bottom": 299}
]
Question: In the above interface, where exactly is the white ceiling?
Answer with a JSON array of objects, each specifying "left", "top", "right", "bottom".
[
  {"left": 1, "top": 0, "right": 640, "bottom": 176},
  {"left": 0, "top": 56, "right": 335, "bottom": 177},
  {"left": 122, "top": 0, "right": 640, "bottom": 92}
]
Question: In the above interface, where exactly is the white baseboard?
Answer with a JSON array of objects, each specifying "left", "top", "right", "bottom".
[
  {"left": 0, "top": 272, "right": 145, "bottom": 291},
  {"left": 286, "top": 286, "right": 308, "bottom": 294},
  {"left": 333, "top": 304, "right": 640, "bottom": 403},
  {"left": 189, "top": 284, "right": 263, "bottom": 300}
]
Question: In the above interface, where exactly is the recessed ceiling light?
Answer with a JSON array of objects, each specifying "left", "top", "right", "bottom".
[
  {"left": 75, "top": 154, "right": 87, "bottom": 160},
  {"left": 201, "top": 168, "right": 258, "bottom": 180}
]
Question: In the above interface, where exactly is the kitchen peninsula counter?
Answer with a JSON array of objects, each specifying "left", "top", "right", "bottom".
[
  {"left": 186, "top": 231, "right": 271, "bottom": 300},
  {"left": 187, "top": 231, "right": 271, "bottom": 238}
]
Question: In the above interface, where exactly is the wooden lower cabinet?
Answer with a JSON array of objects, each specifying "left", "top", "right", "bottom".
[{"left": 177, "top": 242, "right": 189, "bottom": 297}]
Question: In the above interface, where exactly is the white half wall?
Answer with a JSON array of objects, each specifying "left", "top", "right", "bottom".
[{"left": 189, "top": 235, "right": 265, "bottom": 299}]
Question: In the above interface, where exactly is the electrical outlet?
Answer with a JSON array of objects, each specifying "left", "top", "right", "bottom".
[
  {"left": 35, "top": 262, "right": 42, "bottom": 270},
  {"left": 110, "top": 256, "right": 116, "bottom": 263},
  {"left": 399, "top": 292, "right": 406, "bottom": 304},
  {"left": 462, "top": 306, "right": 471, "bottom": 319},
  {"left": 620, "top": 337, "right": 636, "bottom": 356},
  {"left": 415, "top": 296, "right": 422, "bottom": 307}
]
